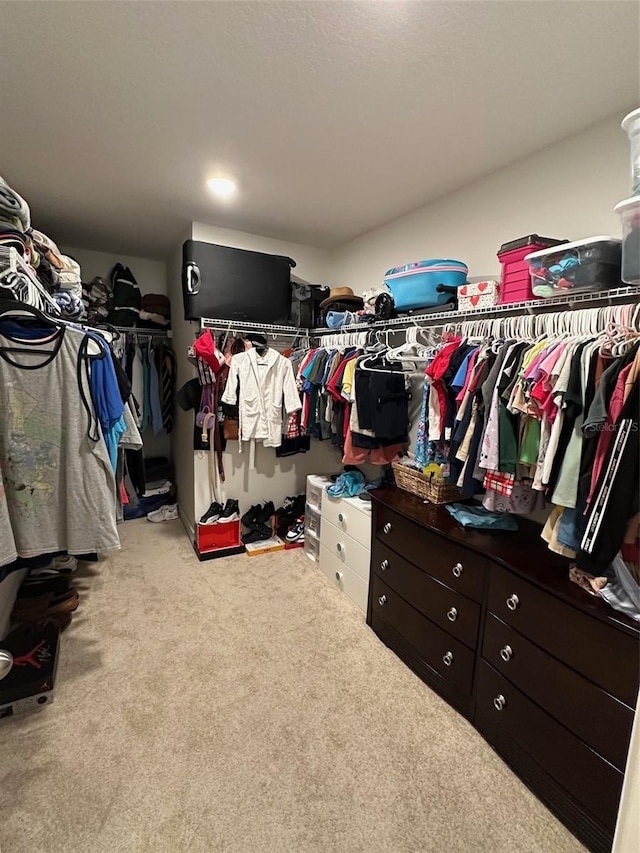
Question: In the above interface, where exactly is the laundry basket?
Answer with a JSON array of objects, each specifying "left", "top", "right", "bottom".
[{"left": 392, "top": 462, "right": 462, "bottom": 505}]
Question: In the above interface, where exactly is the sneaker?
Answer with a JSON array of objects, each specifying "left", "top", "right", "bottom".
[
  {"left": 254, "top": 501, "right": 275, "bottom": 525},
  {"left": 147, "top": 504, "right": 179, "bottom": 523},
  {"left": 199, "top": 501, "right": 223, "bottom": 525},
  {"left": 241, "top": 504, "right": 262, "bottom": 527},
  {"left": 286, "top": 516, "right": 305, "bottom": 543},
  {"left": 28, "top": 555, "right": 78, "bottom": 577},
  {"left": 217, "top": 499, "right": 240, "bottom": 523},
  {"left": 242, "top": 524, "right": 273, "bottom": 545},
  {"left": 142, "top": 480, "right": 172, "bottom": 498}
]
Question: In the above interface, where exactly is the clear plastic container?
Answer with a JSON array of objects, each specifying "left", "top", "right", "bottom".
[
  {"left": 305, "top": 503, "right": 321, "bottom": 538},
  {"left": 525, "top": 237, "right": 622, "bottom": 297},
  {"left": 304, "top": 530, "right": 320, "bottom": 562},
  {"left": 306, "top": 474, "right": 331, "bottom": 512},
  {"left": 615, "top": 196, "right": 640, "bottom": 284},
  {"left": 621, "top": 108, "right": 640, "bottom": 196}
]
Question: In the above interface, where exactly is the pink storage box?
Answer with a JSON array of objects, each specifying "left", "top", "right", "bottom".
[
  {"left": 498, "top": 235, "right": 567, "bottom": 303},
  {"left": 458, "top": 280, "right": 500, "bottom": 311}
]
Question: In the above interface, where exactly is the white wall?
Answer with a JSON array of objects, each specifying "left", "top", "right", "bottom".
[
  {"left": 330, "top": 113, "right": 630, "bottom": 291},
  {"left": 181, "top": 224, "right": 339, "bottom": 532},
  {"left": 62, "top": 247, "right": 168, "bottom": 295},
  {"left": 167, "top": 238, "right": 198, "bottom": 533}
]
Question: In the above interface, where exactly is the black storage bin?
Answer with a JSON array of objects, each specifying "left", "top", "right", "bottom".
[
  {"left": 526, "top": 238, "right": 622, "bottom": 298},
  {"left": 182, "top": 240, "right": 296, "bottom": 323}
]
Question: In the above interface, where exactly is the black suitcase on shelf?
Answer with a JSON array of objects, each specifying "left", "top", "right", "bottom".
[{"left": 182, "top": 240, "right": 296, "bottom": 323}]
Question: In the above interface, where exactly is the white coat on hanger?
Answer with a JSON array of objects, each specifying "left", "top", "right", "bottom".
[{"left": 221, "top": 346, "right": 301, "bottom": 466}]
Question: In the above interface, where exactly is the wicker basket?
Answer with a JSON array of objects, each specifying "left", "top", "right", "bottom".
[{"left": 392, "top": 462, "right": 463, "bottom": 505}]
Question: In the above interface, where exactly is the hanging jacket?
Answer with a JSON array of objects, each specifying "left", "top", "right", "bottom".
[{"left": 221, "top": 347, "right": 301, "bottom": 465}]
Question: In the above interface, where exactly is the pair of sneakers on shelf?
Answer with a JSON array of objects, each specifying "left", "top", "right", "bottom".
[
  {"left": 241, "top": 501, "right": 274, "bottom": 544},
  {"left": 199, "top": 499, "right": 240, "bottom": 526}
]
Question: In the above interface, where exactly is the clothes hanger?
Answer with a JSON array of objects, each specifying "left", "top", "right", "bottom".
[{"left": 245, "top": 331, "right": 268, "bottom": 355}]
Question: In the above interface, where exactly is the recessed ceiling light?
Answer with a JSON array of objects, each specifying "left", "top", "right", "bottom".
[{"left": 207, "top": 177, "right": 237, "bottom": 199}]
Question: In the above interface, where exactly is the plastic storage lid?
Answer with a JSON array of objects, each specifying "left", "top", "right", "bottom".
[
  {"left": 525, "top": 236, "right": 621, "bottom": 261},
  {"left": 498, "top": 235, "right": 567, "bottom": 255},
  {"left": 621, "top": 108, "right": 640, "bottom": 134},
  {"left": 614, "top": 196, "right": 640, "bottom": 213}
]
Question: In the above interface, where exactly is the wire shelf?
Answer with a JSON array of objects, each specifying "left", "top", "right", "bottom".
[{"left": 309, "top": 285, "right": 640, "bottom": 335}]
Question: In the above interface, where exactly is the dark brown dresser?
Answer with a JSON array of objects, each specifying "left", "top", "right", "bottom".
[{"left": 368, "top": 488, "right": 639, "bottom": 853}]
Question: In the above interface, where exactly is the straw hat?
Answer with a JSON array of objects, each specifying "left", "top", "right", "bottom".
[{"left": 319, "top": 286, "right": 364, "bottom": 310}]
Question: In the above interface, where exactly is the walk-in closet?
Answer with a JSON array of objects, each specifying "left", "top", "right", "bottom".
[{"left": 0, "top": 2, "right": 639, "bottom": 853}]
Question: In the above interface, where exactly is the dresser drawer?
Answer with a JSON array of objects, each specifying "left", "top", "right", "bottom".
[
  {"left": 372, "top": 538, "right": 484, "bottom": 605},
  {"left": 488, "top": 564, "right": 640, "bottom": 706},
  {"left": 371, "top": 575, "right": 475, "bottom": 695},
  {"left": 475, "top": 661, "right": 624, "bottom": 832},
  {"left": 482, "top": 614, "right": 634, "bottom": 771},
  {"left": 322, "top": 496, "right": 371, "bottom": 548},
  {"left": 371, "top": 540, "right": 480, "bottom": 649},
  {"left": 321, "top": 519, "right": 370, "bottom": 581},
  {"left": 375, "top": 505, "right": 486, "bottom": 602},
  {"left": 319, "top": 545, "right": 368, "bottom": 612}
]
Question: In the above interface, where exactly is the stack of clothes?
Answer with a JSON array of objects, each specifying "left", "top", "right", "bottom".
[{"left": 0, "top": 174, "right": 85, "bottom": 319}]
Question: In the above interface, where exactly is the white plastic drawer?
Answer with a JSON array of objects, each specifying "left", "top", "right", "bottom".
[
  {"left": 306, "top": 475, "right": 330, "bottom": 512},
  {"left": 320, "top": 519, "right": 370, "bottom": 581},
  {"left": 321, "top": 496, "right": 371, "bottom": 548},
  {"left": 305, "top": 503, "right": 321, "bottom": 538},
  {"left": 319, "top": 545, "right": 369, "bottom": 613},
  {"left": 304, "top": 530, "right": 320, "bottom": 562}
]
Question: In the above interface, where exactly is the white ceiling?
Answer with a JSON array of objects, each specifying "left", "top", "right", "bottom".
[{"left": 1, "top": 1, "right": 638, "bottom": 259}]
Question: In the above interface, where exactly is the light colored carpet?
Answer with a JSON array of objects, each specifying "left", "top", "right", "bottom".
[{"left": 0, "top": 518, "right": 585, "bottom": 853}]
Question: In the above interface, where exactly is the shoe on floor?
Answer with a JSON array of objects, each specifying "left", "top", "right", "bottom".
[
  {"left": 199, "top": 501, "right": 223, "bottom": 525},
  {"left": 242, "top": 525, "right": 272, "bottom": 545},
  {"left": 28, "top": 555, "right": 78, "bottom": 577},
  {"left": 286, "top": 516, "right": 305, "bottom": 542},
  {"left": 217, "top": 499, "right": 240, "bottom": 524},
  {"left": 147, "top": 504, "right": 179, "bottom": 523}
]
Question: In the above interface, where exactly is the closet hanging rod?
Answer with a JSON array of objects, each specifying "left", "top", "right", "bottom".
[
  {"left": 109, "top": 326, "right": 171, "bottom": 338},
  {"left": 309, "top": 284, "right": 640, "bottom": 335}
]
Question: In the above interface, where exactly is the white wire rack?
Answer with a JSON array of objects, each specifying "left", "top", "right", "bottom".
[
  {"left": 309, "top": 285, "right": 640, "bottom": 335},
  {"left": 200, "top": 316, "right": 307, "bottom": 339},
  {"left": 0, "top": 246, "right": 61, "bottom": 315}
]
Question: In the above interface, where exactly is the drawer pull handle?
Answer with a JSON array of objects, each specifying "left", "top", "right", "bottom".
[
  {"left": 378, "top": 595, "right": 387, "bottom": 606},
  {"left": 493, "top": 694, "right": 507, "bottom": 711},
  {"left": 338, "top": 513, "right": 345, "bottom": 523},
  {"left": 506, "top": 594, "right": 520, "bottom": 611},
  {"left": 447, "top": 607, "right": 458, "bottom": 622},
  {"left": 500, "top": 645, "right": 513, "bottom": 662},
  {"left": 442, "top": 651, "right": 454, "bottom": 667},
  {"left": 380, "top": 559, "right": 389, "bottom": 571},
  {"left": 383, "top": 522, "right": 392, "bottom": 534},
  {"left": 336, "top": 543, "right": 344, "bottom": 553},
  {"left": 335, "top": 571, "right": 343, "bottom": 582},
  {"left": 452, "top": 562, "right": 463, "bottom": 578}
]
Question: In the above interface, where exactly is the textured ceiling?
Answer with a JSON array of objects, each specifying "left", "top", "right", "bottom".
[{"left": 1, "top": 1, "right": 638, "bottom": 258}]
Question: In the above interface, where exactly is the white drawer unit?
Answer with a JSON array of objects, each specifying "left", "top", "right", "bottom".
[
  {"left": 305, "top": 502, "right": 321, "bottom": 538},
  {"left": 304, "top": 529, "right": 320, "bottom": 562},
  {"left": 321, "top": 495, "right": 371, "bottom": 547},
  {"left": 306, "top": 474, "right": 331, "bottom": 512},
  {"left": 320, "top": 518, "right": 370, "bottom": 581},
  {"left": 319, "top": 545, "right": 369, "bottom": 613},
  {"left": 317, "top": 493, "right": 372, "bottom": 614}
]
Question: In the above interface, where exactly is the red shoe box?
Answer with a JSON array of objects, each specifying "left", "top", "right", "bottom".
[
  {"left": 195, "top": 520, "right": 244, "bottom": 561},
  {"left": 284, "top": 540, "right": 305, "bottom": 550}
]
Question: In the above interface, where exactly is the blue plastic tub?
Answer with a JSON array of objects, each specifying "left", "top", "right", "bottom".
[{"left": 383, "top": 259, "right": 468, "bottom": 311}]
